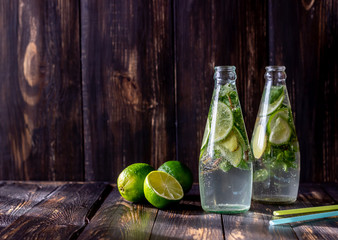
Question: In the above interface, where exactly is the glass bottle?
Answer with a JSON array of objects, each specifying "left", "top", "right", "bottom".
[
  {"left": 251, "top": 66, "right": 300, "bottom": 204},
  {"left": 199, "top": 66, "right": 253, "bottom": 213}
]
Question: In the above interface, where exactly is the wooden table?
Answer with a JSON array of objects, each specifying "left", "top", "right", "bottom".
[{"left": 0, "top": 182, "right": 337, "bottom": 239}]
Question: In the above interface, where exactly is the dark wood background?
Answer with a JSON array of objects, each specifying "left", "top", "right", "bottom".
[{"left": 0, "top": 0, "right": 337, "bottom": 183}]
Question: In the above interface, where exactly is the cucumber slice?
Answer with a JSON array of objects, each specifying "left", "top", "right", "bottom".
[{"left": 268, "top": 117, "right": 292, "bottom": 145}]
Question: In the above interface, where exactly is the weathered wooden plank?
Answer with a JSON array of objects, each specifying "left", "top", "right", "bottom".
[
  {"left": 78, "top": 187, "right": 157, "bottom": 240},
  {"left": 150, "top": 185, "right": 224, "bottom": 240},
  {"left": 322, "top": 183, "right": 338, "bottom": 202},
  {"left": 0, "top": 183, "right": 107, "bottom": 240},
  {"left": 0, "top": 0, "right": 83, "bottom": 180},
  {"left": 222, "top": 201, "right": 297, "bottom": 240},
  {"left": 80, "top": 0, "right": 176, "bottom": 181},
  {"left": 175, "top": 0, "right": 267, "bottom": 182},
  {"left": 268, "top": 0, "right": 338, "bottom": 182},
  {"left": 0, "top": 182, "right": 58, "bottom": 231},
  {"left": 290, "top": 184, "right": 338, "bottom": 240}
]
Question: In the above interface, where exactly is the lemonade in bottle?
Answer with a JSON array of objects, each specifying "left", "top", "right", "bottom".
[
  {"left": 251, "top": 66, "right": 300, "bottom": 204},
  {"left": 199, "top": 66, "right": 253, "bottom": 213}
]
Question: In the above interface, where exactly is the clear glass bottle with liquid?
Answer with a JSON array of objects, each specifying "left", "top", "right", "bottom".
[
  {"left": 199, "top": 66, "right": 253, "bottom": 213},
  {"left": 251, "top": 66, "right": 300, "bottom": 204}
]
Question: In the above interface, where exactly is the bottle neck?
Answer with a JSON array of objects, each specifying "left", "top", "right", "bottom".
[
  {"left": 264, "top": 66, "right": 287, "bottom": 85},
  {"left": 213, "top": 66, "right": 237, "bottom": 85}
]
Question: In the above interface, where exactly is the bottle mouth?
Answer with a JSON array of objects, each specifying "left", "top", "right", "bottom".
[
  {"left": 214, "top": 66, "right": 236, "bottom": 71},
  {"left": 265, "top": 66, "right": 286, "bottom": 71}
]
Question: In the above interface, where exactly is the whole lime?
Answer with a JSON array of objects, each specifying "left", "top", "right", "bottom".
[
  {"left": 158, "top": 161, "right": 193, "bottom": 193},
  {"left": 117, "top": 163, "right": 154, "bottom": 202}
]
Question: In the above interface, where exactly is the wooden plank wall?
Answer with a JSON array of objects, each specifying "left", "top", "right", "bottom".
[
  {"left": 0, "top": 0, "right": 336, "bottom": 183},
  {"left": 0, "top": 0, "right": 83, "bottom": 180}
]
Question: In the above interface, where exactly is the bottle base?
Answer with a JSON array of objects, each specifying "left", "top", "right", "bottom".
[
  {"left": 252, "top": 195, "right": 296, "bottom": 204},
  {"left": 202, "top": 204, "right": 250, "bottom": 214}
]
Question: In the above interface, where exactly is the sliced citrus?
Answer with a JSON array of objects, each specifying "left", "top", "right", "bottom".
[
  {"left": 212, "top": 101, "right": 233, "bottom": 142},
  {"left": 267, "top": 108, "right": 289, "bottom": 133},
  {"left": 144, "top": 171, "right": 183, "bottom": 209},
  {"left": 220, "top": 130, "right": 238, "bottom": 152},
  {"left": 252, "top": 124, "right": 267, "bottom": 159},
  {"left": 233, "top": 126, "right": 246, "bottom": 149},
  {"left": 201, "top": 118, "right": 210, "bottom": 150},
  {"left": 266, "top": 92, "right": 285, "bottom": 115},
  {"left": 158, "top": 161, "right": 193, "bottom": 193},
  {"left": 216, "top": 142, "right": 243, "bottom": 167},
  {"left": 268, "top": 117, "right": 291, "bottom": 145}
]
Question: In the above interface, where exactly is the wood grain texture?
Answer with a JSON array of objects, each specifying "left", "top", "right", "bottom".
[
  {"left": 0, "top": 183, "right": 107, "bottom": 240},
  {"left": 268, "top": 0, "right": 338, "bottom": 183},
  {"left": 175, "top": 0, "right": 267, "bottom": 182},
  {"left": 222, "top": 201, "right": 297, "bottom": 240},
  {"left": 150, "top": 185, "right": 224, "bottom": 240},
  {"left": 80, "top": 0, "right": 176, "bottom": 181},
  {"left": 0, "top": 0, "right": 337, "bottom": 183},
  {"left": 0, "top": 182, "right": 58, "bottom": 231},
  {"left": 287, "top": 184, "right": 338, "bottom": 240},
  {"left": 0, "top": 0, "right": 83, "bottom": 180},
  {"left": 78, "top": 188, "right": 158, "bottom": 240},
  {"left": 322, "top": 183, "right": 338, "bottom": 202}
]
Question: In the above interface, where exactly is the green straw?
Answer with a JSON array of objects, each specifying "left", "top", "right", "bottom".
[
  {"left": 273, "top": 205, "right": 338, "bottom": 216},
  {"left": 269, "top": 211, "right": 338, "bottom": 226}
]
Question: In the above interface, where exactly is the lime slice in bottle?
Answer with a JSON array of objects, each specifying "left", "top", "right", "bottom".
[
  {"left": 213, "top": 102, "right": 233, "bottom": 142},
  {"left": 268, "top": 117, "right": 292, "bottom": 145},
  {"left": 233, "top": 126, "right": 247, "bottom": 149},
  {"left": 144, "top": 171, "right": 184, "bottom": 209},
  {"left": 216, "top": 142, "right": 243, "bottom": 168},
  {"left": 252, "top": 124, "right": 267, "bottom": 159},
  {"left": 266, "top": 92, "right": 285, "bottom": 115},
  {"left": 200, "top": 118, "right": 210, "bottom": 150},
  {"left": 219, "top": 130, "right": 238, "bottom": 152},
  {"left": 227, "top": 144, "right": 242, "bottom": 167},
  {"left": 267, "top": 108, "right": 289, "bottom": 133}
]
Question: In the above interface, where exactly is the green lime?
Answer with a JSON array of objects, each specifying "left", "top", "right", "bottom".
[
  {"left": 252, "top": 124, "right": 267, "bottom": 159},
  {"left": 267, "top": 108, "right": 289, "bottom": 133},
  {"left": 233, "top": 127, "right": 246, "bottom": 149},
  {"left": 201, "top": 118, "right": 210, "bottom": 150},
  {"left": 269, "top": 86, "right": 284, "bottom": 103},
  {"left": 144, "top": 171, "right": 184, "bottom": 209},
  {"left": 220, "top": 130, "right": 238, "bottom": 152},
  {"left": 216, "top": 142, "right": 243, "bottom": 167},
  {"left": 117, "top": 163, "right": 154, "bottom": 202},
  {"left": 158, "top": 161, "right": 193, "bottom": 193},
  {"left": 269, "top": 117, "right": 292, "bottom": 145},
  {"left": 217, "top": 127, "right": 246, "bottom": 167},
  {"left": 266, "top": 91, "right": 285, "bottom": 115},
  {"left": 213, "top": 101, "right": 233, "bottom": 142}
]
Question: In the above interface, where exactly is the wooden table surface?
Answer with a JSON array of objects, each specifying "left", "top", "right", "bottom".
[{"left": 0, "top": 182, "right": 337, "bottom": 239}]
